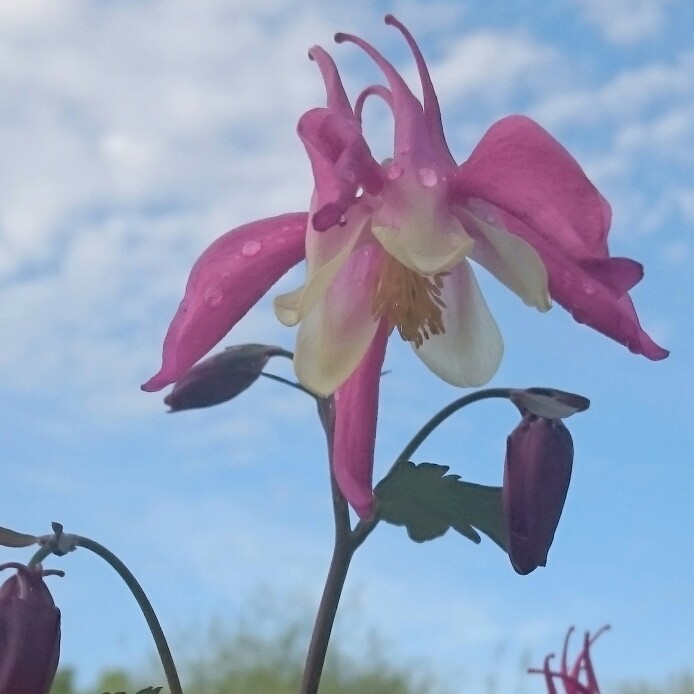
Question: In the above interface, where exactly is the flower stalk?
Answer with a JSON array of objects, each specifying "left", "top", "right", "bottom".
[
  {"left": 32, "top": 525, "right": 182, "bottom": 694},
  {"left": 299, "top": 397, "right": 358, "bottom": 694}
]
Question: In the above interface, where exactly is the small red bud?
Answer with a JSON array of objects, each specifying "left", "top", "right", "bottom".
[{"left": 0, "top": 563, "right": 62, "bottom": 694}]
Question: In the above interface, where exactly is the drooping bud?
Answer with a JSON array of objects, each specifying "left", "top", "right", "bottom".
[
  {"left": 164, "top": 344, "right": 291, "bottom": 411},
  {"left": 503, "top": 416, "right": 573, "bottom": 574},
  {"left": 0, "top": 563, "right": 62, "bottom": 694}
]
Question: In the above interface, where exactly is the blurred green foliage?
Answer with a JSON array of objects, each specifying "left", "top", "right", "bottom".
[
  {"left": 616, "top": 673, "right": 694, "bottom": 694},
  {"left": 49, "top": 614, "right": 444, "bottom": 694},
  {"left": 49, "top": 615, "right": 693, "bottom": 694}
]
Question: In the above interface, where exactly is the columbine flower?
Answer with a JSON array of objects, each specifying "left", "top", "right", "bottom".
[
  {"left": 529, "top": 625, "right": 609, "bottom": 693},
  {"left": 142, "top": 16, "right": 667, "bottom": 518},
  {"left": 0, "top": 563, "right": 62, "bottom": 694}
]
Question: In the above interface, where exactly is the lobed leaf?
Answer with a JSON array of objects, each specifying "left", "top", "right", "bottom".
[{"left": 374, "top": 460, "right": 507, "bottom": 548}]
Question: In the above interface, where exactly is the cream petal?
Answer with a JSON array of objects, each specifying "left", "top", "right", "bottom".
[
  {"left": 274, "top": 206, "right": 370, "bottom": 326},
  {"left": 371, "top": 182, "right": 474, "bottom": 275},
  {"left": 457, "top": 201, "right": 551, "bottom": 311},
  {"left": 273, "top": 283, "right": 305, "bottom": 326},
  {"left": 414, "top": 261, "right": 503, "bottom": 387},
  {"left": 371, "top": 213, "right": 473, "bottom": 275},
  {"left": 294, "top": 243, "right": 383, "bottom": 396}
]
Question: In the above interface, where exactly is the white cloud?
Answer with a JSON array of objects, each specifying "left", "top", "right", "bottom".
[
  {"left": 615, "top": 106, "right": 694, "bottom": 160},
  {"left": 0, "top": 0, "right": 340, "bottom": 418},
  {"left": 527, "top": 51, "right": 694, "bottom": 243},
  {"left": 573, "top": 0, "right": 674, "bottom": 44},
  {"left": 533, "top": 52, "right": 694, "bottom": 128},
  {"left": 0, "top": 1, "right": 328, "bottom": 277},
  {"left": 429, "top": 30, "right": 556, "bottom": 105}
]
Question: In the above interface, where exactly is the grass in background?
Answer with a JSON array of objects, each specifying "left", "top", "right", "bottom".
[{"left": 49, "top": 596, "right": 693, "bottom": 694}]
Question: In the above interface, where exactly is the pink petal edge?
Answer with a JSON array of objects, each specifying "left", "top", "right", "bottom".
[
  {"left": 454, "top": 115, "right": 611, "bottom": 256},
  {"left": 452, "top": 115, "right": 668, "bottom": 360},
  {"left": 332, "top": 319, "right": 389, "bottom": 518},
  {"left": 142, "top": 213, "right": 308, "bottom": 392}
]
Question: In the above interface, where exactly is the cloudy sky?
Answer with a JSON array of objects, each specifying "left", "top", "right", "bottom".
[{"left": 1, "top": 0, "right": 692, "bottom": 691}]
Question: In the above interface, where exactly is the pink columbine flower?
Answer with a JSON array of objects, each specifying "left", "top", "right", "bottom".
[
  {"left": 142, "top": 17, "right": 667, "bottom": 518},
  {"left": 529, "top": 625, "right": 609, "bottom": 694}
]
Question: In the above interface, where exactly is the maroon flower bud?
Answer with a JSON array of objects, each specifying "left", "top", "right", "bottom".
[
  {"left": 503, "top": 416, "right": 573, "bottom": 574},
  {"left": 164, "top": 343, "right": 291, "bottom": 411},
  {"left": 0, "top": 563, "right": 62, "bottom": 694}
]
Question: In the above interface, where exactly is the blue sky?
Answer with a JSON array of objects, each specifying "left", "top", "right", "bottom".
[{"left": 1, "top": 0, "right": 692, "bottom": 691}]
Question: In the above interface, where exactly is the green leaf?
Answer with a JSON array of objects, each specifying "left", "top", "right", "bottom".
[
  {"left": 0, "top": 525, "right": 38, "bottom": 548},
  {"left": 374, "top": 461, "right": 507, "bottom": 549}
]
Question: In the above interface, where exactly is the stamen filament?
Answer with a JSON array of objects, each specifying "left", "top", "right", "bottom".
[{"left": 371, "top": 254, "right": 447, "bottom": 347}]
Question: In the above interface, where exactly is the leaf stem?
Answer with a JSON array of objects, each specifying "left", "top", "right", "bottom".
[
  {"left": 31, "top": 527, "right": 182, "bottom": 694},
  {"left": 352, "top": 387, "right": 513, "bottom": 546},
  {"left": 397, "top": 387, "right": 513, "bottom": 462},
  {"left": 259, "top": 371, "right": 316, "bottom": 397},
  {"left": 300, "top": 388, "right": 515, "bottom": 692},
  {"left": 75, "top": 536, "right": 183, "bottom": 694}
]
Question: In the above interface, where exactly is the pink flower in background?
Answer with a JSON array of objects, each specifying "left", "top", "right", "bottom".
[
  {"left": 529, "top": 625, "right": 609, "bottom": 694},
  {"left": 143, "top": 17, "right": 667, "bottom": 518}
]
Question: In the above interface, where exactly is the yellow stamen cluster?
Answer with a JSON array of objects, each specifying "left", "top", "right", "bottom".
[{"left": 372, "top": 254, "right": 447, "bottom": 347}]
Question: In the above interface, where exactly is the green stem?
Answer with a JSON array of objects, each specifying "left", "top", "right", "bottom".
[
  {"left": 74, "top": 537, "right": 183, "bottom": 694},
  {"left": 33, "top": 529, "right": 182, "bottom": 694},
  {"left": 28, "top": 544, "right": 52, "bottom": 568},
  {"left": 300, "top": 388, "right": 516, "bottom": 692},
  {"left": 397, "top": 387, "right": 512, "bottom": 462},
  {"left": 300, "top": 398, "right": 354, "bottom": 694},
  {"left": 259, "top": 371, "right": 316, "bottom": 397},
  {"left": 299, "top": 486, "right": 354, "bottom": 694}
]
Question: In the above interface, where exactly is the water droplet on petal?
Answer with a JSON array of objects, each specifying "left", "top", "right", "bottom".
[
  {"left": 386, "top": 163, "right": 403, "bottom": 180},
  {"left": 582, "top": 281, "right": 596, "bottom": 295},
  {"left": 417, "top": 167, "right": 438, "bottom": 187},
  {"left": 241, "top": 240, "right": 262, "bottom": 258},
  {"left": 204, "top": 287, "right": 224, "bottom": 308}
]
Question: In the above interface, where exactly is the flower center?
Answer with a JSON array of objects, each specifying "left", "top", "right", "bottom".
[{"left": 371, "top": 253, "right": 447, "bottom": 347}]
